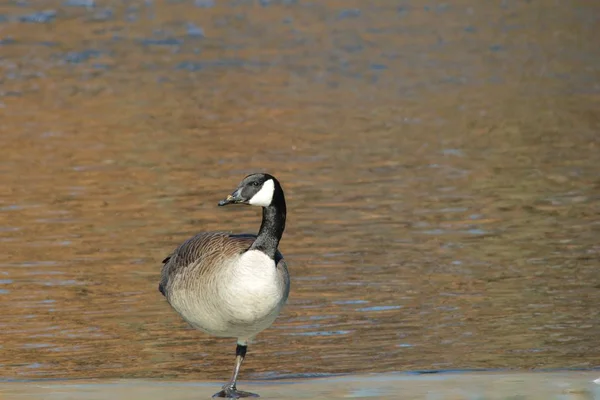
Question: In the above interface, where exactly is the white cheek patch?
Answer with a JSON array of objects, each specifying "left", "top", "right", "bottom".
[{"left": 248, "top": 179, "right": 275, "bottom": 207}]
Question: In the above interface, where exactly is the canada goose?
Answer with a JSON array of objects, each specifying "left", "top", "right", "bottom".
[{"left": 159, "top": 173, "right": 290, "bottom": 398}]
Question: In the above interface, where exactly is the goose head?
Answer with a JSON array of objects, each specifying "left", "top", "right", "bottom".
[{"left": 218, "top": 173, "right": 280, "bottom": 208}]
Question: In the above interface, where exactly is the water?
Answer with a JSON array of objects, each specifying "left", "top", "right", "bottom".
[
  {"left": 3, "top": 372, "right": 600, "bottom": 399},
  {"left": 1, "top": 0, "right": 599, "bottom": 386}
]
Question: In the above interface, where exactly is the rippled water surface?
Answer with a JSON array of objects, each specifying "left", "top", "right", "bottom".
[{"left": 1, "top": 0, "right": 599, "bottom": 381}]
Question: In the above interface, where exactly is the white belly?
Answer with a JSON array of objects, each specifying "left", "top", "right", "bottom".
[{"left": 168, "top": 250, "right": 286, "bottom": 341}]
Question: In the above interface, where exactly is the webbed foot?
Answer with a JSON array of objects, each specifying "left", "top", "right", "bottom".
[{"left": 212, "top": 385, "right": 259, "bottom": 398}]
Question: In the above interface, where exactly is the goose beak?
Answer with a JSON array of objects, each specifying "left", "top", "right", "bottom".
[{"left": 218, "top": 189, "right": 243, "bottom": 206}]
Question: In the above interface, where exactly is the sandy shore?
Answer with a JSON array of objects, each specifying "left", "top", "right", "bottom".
[{"left": 1, "top": 371, "right": 599, "bottom": 400}]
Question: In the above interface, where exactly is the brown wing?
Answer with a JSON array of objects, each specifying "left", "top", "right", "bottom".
[
  {"left": 276, "top": 257, "right": 291, "bottom": 303},
  {"left": 158, "top": 232, "right": 256, "bottom": 298}
]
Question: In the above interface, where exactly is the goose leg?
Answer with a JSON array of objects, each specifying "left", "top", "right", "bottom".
[{"left": 212, "top": 343, "right": 259, "bottom": 398}]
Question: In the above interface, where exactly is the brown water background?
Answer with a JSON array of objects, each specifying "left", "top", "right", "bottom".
[{"left": 1, "top": 0, "right": 599, "bottom": 381}]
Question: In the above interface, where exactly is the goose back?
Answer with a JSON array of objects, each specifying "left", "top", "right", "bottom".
[{"left": 159, "top": 232, "right": 287, "bottom": 299}]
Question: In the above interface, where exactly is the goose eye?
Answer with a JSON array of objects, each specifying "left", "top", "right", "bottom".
[{"left": 252, "top": 181, "right": 260, "bottom": 187}]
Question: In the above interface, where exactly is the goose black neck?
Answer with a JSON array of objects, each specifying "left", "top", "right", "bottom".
[{"left": 250, "top": 188, "right": 286, "bottom": 259}]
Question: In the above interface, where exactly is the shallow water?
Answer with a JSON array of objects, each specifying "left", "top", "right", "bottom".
[
  {"left": 3, "top": 372, "right": 600, "bottom": 400},
  {"left": 1, "top": 0, "right": 599, "bottom": 384}
]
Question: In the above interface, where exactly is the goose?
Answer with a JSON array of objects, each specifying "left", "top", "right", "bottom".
[{"left": 158, "top": 173, "right": 290, "bottom": 398}]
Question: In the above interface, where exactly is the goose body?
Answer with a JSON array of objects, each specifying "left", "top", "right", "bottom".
[
  {"left": 160, "top": 232, "right": 290, "bottom": 340},
  {"left": 158, "top": 173, "right": 289, "bottom": 399}
]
